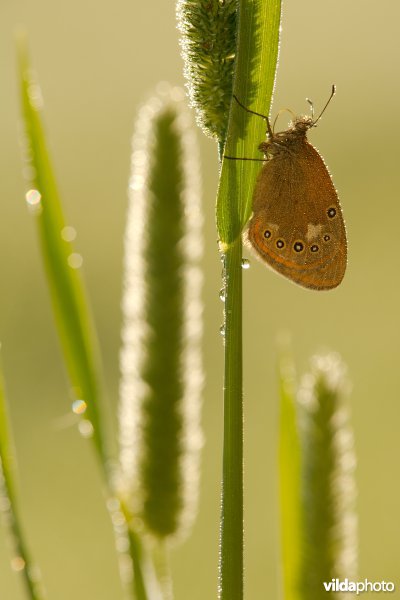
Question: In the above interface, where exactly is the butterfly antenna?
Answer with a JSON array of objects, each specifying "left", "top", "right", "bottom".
[
  {"left": 272, "top": 108, "right": 296, "bottom": 132},
  {"left": 306, "top": 97, "right": 315, "bottom": 120},
  {"left": 311, "top": 84, "right": 336, "bottom": 127},
  {"left": 233, "top": 95, "right": 273, "bottom": 137}
]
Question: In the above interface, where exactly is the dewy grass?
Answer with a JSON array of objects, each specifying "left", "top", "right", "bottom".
[
  {"left": 17, "top": 36, "right": 109, "bottom": 476},
  {"left": 0, "top": 361, "right": 46, "bottom": 600},
  {"left": 118, "top": 84, "right": 203, "bottom": 553},
  {"left": 15, "top": 34, "right": 205, "bottom": 600},
  {"left": 16, "top": 37, "right": 154, "bottom": 600}
]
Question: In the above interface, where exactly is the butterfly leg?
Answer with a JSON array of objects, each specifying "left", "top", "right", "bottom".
[
  {"left": 224, "top": 155, "right": 266, "bottom": 162},
  {"left": 232, "top": 96, "right": 273, "bottom": 137}
]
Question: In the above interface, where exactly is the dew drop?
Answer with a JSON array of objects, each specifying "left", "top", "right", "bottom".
[
  {"left": 78, "top": 419, "right": 94, "bottom": 438},
  {"left": 68, "top": 253, "right": 83, "bottom": 269},
  {"left": 25, "top": 189, "right": 41, "bottom": 207},
  {"left": 71, "top": 399, "right": 87, "bottom": 415},
  {"left": 241, "top": 258, "right": 250, "bottom": 269},
  {"left": 219, "top": 325, "right": 226, "bottom": 337},
  {"left": 219, "top": 288, "right": 226, "bottom": 302},
  {"left": 28, "top": 83, "right": 44, "bottom": 110},
  {"left": 11, "top": 556, "right": 26, "bottom": 572},
  {"left": 61, "top": 226, "right": 77, "bottom": 242}
]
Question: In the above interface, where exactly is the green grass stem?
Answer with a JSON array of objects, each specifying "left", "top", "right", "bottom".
[
  {"left": 152, "top": 541, "right": 173, "bottom": 600},
  {"left": 218, "top": 237, "right": 243, "bottom": 600},
  {"left": 0, "top": 362, "right": 46, "bottom": 600},
  {"left": 216, "top": 2, "right": 281, "bottom": 599}
]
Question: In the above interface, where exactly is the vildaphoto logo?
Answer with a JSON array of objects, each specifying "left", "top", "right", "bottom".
[{"left": 323, "top": 579, "right": 395, "bottom": 594}]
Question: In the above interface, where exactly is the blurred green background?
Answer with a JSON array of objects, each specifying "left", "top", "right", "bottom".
[{"left": 0, "top": 1, "right": 399, "bottom": 598}]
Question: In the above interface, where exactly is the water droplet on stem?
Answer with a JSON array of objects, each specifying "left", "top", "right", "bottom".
[{"left": 71, "top": 399, "right": 87, "bottom": 415}]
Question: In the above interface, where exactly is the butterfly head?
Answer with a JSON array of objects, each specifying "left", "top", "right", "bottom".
[
  {"left": 259, "top": 116, "right": 313, "bottom": 157},
  {"left": 291, "top": 115, "right": 314, "bottom": 132}
]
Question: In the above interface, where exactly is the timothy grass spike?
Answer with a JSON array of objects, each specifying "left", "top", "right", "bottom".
[
  {"left": 176, "top": 0, "right": 237, "bottom": 142},
  {"left": 119, "top": 84, "right": 203, "bottom": 544},
  {"left": 298, "top": 353, "right": 358, "bottom": 598}
]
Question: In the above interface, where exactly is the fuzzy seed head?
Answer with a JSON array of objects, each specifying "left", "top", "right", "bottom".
[
  {"left": 298, "top": 352, "right": 358, "bottom": 585},
  {"left": 176, "top": 0, "right": 237, "bottom": 141},
  {"left": 119, "top": 83, "right": 203, "bottom": 543}
]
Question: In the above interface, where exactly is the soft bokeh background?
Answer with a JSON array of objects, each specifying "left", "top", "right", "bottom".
[{"left": 0, "top": 1, "right": 399, "bottom": 598}]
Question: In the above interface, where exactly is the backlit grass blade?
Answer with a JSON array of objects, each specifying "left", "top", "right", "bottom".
[
  {"left": 17, "top": 37, "right": 109, "bottom": 474},
  {"left": 0, "top": 361, "right": 46, "bottom": 600},
  {"left": 278, "top": 345, "right": 301, "bottom": 600},
  {"left": 217, "top": 0, "right": 282, "bottom": 245}
]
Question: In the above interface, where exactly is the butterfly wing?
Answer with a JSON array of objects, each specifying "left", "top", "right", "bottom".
[{"left": 246, "top": 140, "right": 347, "bottom": 290}]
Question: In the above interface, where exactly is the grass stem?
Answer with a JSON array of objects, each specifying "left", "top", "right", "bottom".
[
  {"left": 0, "top": 366, "right": 46, "bottom": 600},
  {"left": 219, "top": 237, "right": 243, "bottom": 600}
]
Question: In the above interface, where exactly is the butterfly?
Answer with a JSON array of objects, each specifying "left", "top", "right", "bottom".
[{"left": 226, "top": 86, "right": 347, "bottom": 290}]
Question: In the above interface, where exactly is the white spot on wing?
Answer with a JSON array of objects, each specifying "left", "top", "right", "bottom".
[{"left": 306, "top": 223, "right": 322, "bottom": 241}]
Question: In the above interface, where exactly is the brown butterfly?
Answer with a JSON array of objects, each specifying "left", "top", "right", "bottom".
[{"left": 227, "top": 86, "right": 347, "bottom": 290}]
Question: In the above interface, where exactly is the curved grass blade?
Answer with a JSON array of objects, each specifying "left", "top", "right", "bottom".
[
  {"left": 17, "top": 37, "right": 109, "bottom": 475},
  {"left": 0, "top": 361, "right": 46, "bottom": 600}
]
